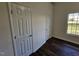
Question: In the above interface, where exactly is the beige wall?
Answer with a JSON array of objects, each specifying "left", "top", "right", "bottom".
[
  {"left": 53, "top": 2, "right": 79, "bottom": 44},
  {"left": 0, "top": 2, "right": 53, "bottom": 55},
  {"left": 0, "top": 3, "right": 14, "bottom": 55}
]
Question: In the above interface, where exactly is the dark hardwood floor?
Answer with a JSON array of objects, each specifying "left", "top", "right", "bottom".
[{"left": 30, "top": 37, "right": 79, "bottom": 56}]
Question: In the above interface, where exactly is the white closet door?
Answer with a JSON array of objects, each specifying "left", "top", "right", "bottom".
[
  {"left": 36, "top": 15, "right": 47, "bottom": 49},
  {"left": 8, "top": 3, "right": 33, "bottom": 56},
  {"left": 39, "top": 15, "right": 46, "bottom": 47}
]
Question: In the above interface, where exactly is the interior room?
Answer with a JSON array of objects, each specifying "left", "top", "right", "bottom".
[{"left": 0, "top": 2, "right": 79, "bottom": 56}]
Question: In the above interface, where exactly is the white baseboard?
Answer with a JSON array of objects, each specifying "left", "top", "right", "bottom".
[
  {"left": 53, "top": 35, "right": 79, "bottom": 45},
  {"left": 32, "top": 40, "right": 46, "bottom": 53}
]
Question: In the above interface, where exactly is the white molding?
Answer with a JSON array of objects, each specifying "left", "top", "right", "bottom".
[
  {"left": 53, "top": 35, "right": 79, "bottom": 45},
  {"left": 32, "top": 40, "right": 46, "bottom": 53},
  {"left": 8, "top": 2, "right": 16, "bottom": 56}
]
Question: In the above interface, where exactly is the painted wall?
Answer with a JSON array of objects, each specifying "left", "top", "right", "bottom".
[
  {"left": 53, "top": 2, "right": 79, "bottom": 44},
  {"left": 0, "top": 2, "right": 53, "bottom": 55},
  {"left": 0, "top": 3, "right": 14, "bottom": 55}
]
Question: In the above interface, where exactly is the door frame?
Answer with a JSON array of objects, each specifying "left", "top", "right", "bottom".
[{"left": 8, "top": 2, "right": 17, "bottom": 56}]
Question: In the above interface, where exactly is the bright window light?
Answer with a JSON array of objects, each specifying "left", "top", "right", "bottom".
[{"left": 67, "top": 13, "right": 79, "bottom": 35}]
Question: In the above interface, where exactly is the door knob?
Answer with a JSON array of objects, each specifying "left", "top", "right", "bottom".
[
  {"left": 29, "top": 35, "right": 32, "bottom": 37},
  {"left": 14, "top": 36, "right": 16, "bottom": 39}
]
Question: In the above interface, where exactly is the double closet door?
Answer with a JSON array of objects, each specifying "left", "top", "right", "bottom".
[{"left": 9, "top": 3, "right": 33, "bottom": 56}]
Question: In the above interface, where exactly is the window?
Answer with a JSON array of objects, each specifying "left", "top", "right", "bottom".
[{"left": 67, "top": 13, "right": 79, "bottom": 35}]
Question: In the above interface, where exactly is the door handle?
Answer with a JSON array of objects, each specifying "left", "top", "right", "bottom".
[
  {"left": 29, "top": 35, "right": 32, "bottom": 37},
  {"left": 14, "top": 36, "right": 16, "bottom": 39}
]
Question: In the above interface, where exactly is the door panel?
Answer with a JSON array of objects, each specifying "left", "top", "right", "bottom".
[{"left": 9, "top": 3, "right": 33, "bottom": 56}]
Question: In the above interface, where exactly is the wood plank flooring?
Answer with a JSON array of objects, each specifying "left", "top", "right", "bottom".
[{"left": 30, "top": 37, "right": 79, "bottom": 56}]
